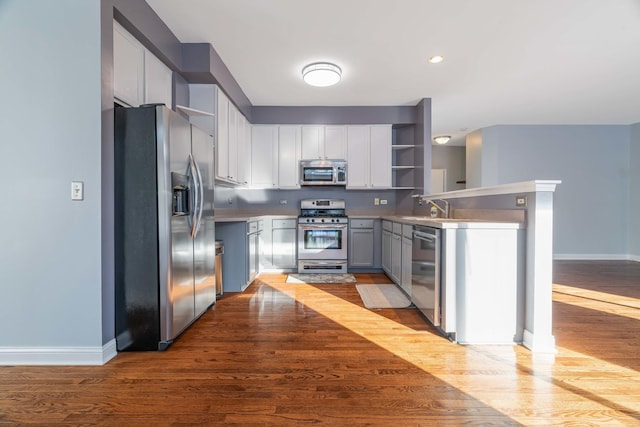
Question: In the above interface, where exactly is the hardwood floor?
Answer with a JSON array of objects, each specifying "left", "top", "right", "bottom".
[{"left": 1, "top": 262, "right": 639, "bottom": 425}]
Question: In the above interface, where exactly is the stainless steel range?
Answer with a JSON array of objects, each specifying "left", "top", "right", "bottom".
[{"left": 297, "top": 199, "right": 348, "bottom": 273}]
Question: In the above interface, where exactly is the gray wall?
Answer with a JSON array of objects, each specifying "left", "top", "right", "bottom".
[
  {"left": 630, "top": 122, "right": 640, "bottom": 259},
  {"left": 216, "top": 187, "right": 398, "bottom": 215},
  {"left": 0, "top": 1, "right": 104, "bottom": 347},
  {"left": 432, "top": 145, "right": 466, "bottom": 192},
  {"left": 466, "top": 125, "right": 631, "bottom": 258}
]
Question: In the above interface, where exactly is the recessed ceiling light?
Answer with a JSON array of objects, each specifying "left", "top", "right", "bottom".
[
  {"left": 428, "top": 55, "right": 444, "bottom": 64},
  {"left": 433, "top": 135, "right": 451, "bottom": 145},
  {"left": 302, "top": 62, "right": 342, "bottom": 87}
]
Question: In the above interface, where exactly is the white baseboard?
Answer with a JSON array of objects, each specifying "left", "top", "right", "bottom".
[
  {"left": 553, "top": 253, "right": 632, "bottom": 261},
  {"left": 629, "top": 254, "right": 640, "bottom": 262},
  {"left": 522, "top": 330, "right": 557, "bottom": 354},
  {"left": 0, "top": 339, "right": 117, "bottom": 366}
]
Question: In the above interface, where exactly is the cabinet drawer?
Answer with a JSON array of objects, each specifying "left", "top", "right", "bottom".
[
  {"left": 247, "top": 221, "right": 259, "bottom": 233},
  {"left": 272, "top": 218, "right": 296, "bottom": 229},
  {"left": 350, "top": 219, "right": 374, "bottom": 229},
  {"left": 382, "top": 220, "right": 392, "bottom": 232},
  {"left": 392, "top": 222, "right": 402, "bottom": 235},
  {"left": 402, "top": 224, "right": 413, "bottom": 239}
]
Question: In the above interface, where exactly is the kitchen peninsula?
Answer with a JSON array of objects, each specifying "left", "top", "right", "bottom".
[{"left": 215, "top": 180, "right": 561, "bottom": 352}]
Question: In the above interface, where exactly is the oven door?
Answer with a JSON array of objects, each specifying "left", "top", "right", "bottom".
[{"left": 297, "top": 223, "right": 348, "bottom": 260}]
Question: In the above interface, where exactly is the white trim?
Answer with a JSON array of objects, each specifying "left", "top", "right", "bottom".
[
  {"left": 424, "top": 179, "right": 562, "bottom": 200},
  {"left": 0, "top": 339, "right": 118, "bottom": 366},
  {"left": 553, "top": 253, "right": 631, "bottom": 261},
  {"left": 628, "top": 254, "right": 640, "bottom": 262},
  {"left": 522, "top": 330, "right": 557, "bottom": 354}
]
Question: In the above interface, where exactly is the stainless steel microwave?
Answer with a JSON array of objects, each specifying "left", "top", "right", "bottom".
[{"left": 300, "top": 159, "right": 347, "bottom": 186}]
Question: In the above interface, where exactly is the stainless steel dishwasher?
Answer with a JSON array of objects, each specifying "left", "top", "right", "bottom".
[{"left": 411, "top": 225, "right": 441, "bottom": 326}]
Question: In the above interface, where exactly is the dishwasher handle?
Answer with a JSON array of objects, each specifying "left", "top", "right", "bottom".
[{"left": 414, "top": 230, "right": 438, "bottom": 242}]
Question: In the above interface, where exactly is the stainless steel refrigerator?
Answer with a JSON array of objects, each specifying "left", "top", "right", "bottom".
[{"left": 114, "top": 104, "right": 216, "bottom": 351}]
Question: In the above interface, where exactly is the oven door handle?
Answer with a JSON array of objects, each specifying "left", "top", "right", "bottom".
[{"left": 299, "top": 224, "right": 348, "bottom": 230}]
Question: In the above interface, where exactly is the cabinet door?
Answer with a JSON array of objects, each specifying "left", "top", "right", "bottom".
[
  {"left": 248, "top": 232, "right": 258, "bottom": 282},
  {"left": 369, "top": 125, "right": 391, "bottom": 188},
  {"left": 382, "top": 230, "right": 392, "bottom": 274},
  {"left": 324, "top": 126, "right": 346, "bottom": 159},
  {"left": 349, "top": 228, "right": 374, "bottom": 267},
  {"left": 251, "top": 125, "right": 278, "bottom": 188},
  {"left": 401, "top": 236, "right": 412, "bottom": 296},
  {"left": 113, "top": 23, "right": 144, "bottom": 107},
  {"left": 301, "top": 126, "right": 323, "bottom": 159},
  {"left": 278, "top": 125, "right": 301, "bottom": 189},
  {"left": 227, "top": 104, "right": 239, "bottom": 182},
  {"left": 346, "top": 126, "right": 369, "bottom": 189},
  {"left": 272, "top": 228, "right": 297, "bottom": 269},
  {"left": 216, "top": 89, "right": 229, "bottom": 180},
  {"left": 391, "top": 232, "right": 402, "bottom": 284},
  {"left": 236, "top": 114, "right": 249, "bottom": 186},
  {"left": 144, "top": 51, "right": 172, "bottom": 108}
]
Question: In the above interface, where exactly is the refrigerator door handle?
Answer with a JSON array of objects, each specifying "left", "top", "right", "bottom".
[
  {"left": 187, "top": 153, "right": 199, "bottom": 238},
  {"left": 192, "top": 156, "right": 204, "bottom": 238}
]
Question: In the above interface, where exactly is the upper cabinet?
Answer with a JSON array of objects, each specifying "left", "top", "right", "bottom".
[
  {"left": 251, "top": 125, "right": 278, "bottom": 189},
  {"left": 323, "top": 126, "right": 347, "bottom": 159},
  {"left": 346, "top": 125, "right": 391, "bottom": 189},
  {"left": 301, "top": 125, "right": 346, "bottom": 160},
  {"left": 188, "top": 84, "right": 250, "bottom": 186},
  {"left": 144, "top": 51, "right": 173, "bottom": 107},
  {"left": 113, "top": 22, "right": 172, "bottom": 109},
  {"left": 278, "top": 126, "right": 302, "bottom": 189}
]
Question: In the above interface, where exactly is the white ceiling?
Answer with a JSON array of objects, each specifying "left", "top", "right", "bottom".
[{"left": 147, "top": 0, "right": 640, "bottom": 145}]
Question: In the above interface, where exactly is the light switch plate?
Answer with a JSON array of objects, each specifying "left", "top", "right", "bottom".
[{"left": 71, "top": 181, "right": 84, "bottom": 201}]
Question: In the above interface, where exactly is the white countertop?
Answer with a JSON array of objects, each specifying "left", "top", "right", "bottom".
[{"left": 381, "top": 215, "right": 524, "bottom": 229}]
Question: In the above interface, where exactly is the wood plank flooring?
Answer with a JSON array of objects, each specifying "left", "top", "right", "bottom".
[{"left": 1, "top": 261, "right": 639, "bottom": 425}]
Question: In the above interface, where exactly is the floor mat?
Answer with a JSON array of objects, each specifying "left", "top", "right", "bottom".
[
  {"left": 356, "top": 283, "right": 412, "bottom": 309},
  {"left": 286, "top": 273, "right": 356, "bottom": 284}
]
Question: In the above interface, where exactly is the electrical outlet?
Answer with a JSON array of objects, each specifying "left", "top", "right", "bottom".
[
  {"left": 227, "top": 198, "right": 233, "bottom": 205},
  {"left": 71, "top": 181, "right": 84, "bottom": 201},
  {"left": 380, "top": 199, "right": 388, "bottom": 205},
  {"left": 516, "top": 196, "right": 527, "bottom": 207},
  {"left": 279, "top": 199, "right": 287, "bottom": 205},
  {"left": 374, "top": 197, "right": 380, "bottom": 206}
]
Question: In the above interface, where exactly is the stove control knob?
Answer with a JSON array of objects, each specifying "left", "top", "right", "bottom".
[{"left": 321, "top": 218, "right": 325, "bottom": 222}]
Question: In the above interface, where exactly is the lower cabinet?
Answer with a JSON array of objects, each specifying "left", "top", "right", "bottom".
[
  {"left": 390, "top": 225, "right": 402, "bottom": 284},
  {"left": 383, "top": 220, "right": 411, "bottom": 293},
  {"left": 400, "top": 225, "right": 412, "bottom": 296},
  {"left": 349, "top": 219, "right": 375, "bottom": 267},
  {"left": 248, "top": 220, "right": 261, "bottom": 283},
  {"left": 214, "top": 221, "right": 251, "bottom": 292},
  {"left": 382, "top": 220, "right": 392, "bottom": 274}
]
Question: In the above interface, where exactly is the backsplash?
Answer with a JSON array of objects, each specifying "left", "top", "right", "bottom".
[{"left": 214, "top": 186, "right": 414, "bottom": 213}]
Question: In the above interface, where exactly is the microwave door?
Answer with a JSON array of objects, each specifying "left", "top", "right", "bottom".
[{"left": 305, "top": 168, "right": 333, "bottom": 183}]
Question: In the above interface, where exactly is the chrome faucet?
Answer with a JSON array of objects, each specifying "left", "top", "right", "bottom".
[{"left": 426, "top": 199, "right": 449, "bottom": 218}]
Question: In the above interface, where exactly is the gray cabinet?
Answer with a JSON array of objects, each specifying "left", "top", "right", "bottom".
[
  {"left": 349, "top": 219, "right": 375, "bottom": 267},
  {"left": 247, "top": 220, "right": 263, "bottom": 282},
  {"left": 390, "top": 222, "right": 402, "bottom": 284},
  {"left": 214, "top": 221, "right": 249, "bottom": 292},
  {"left": 271, "top": 218, "right": 297, "bottom": 270},
  {"left": 400, "top": 225, "right": 412, "bottom": 296},
  {"left": 382, "top": 220, "right": 392, "bottom": 274}
]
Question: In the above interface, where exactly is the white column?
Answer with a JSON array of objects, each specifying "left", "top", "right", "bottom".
[{"left": 522, "top": 190, "right": 557, "bottom": 353}]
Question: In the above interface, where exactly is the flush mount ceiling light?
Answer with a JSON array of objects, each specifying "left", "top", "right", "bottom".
[
  {"left": 428, "top": 55, "right": 444, "bottom": 64},
  {"left": 302, "top": 62, "right": 342, "bottom": 87},
  {"left": 433, "top": 135, "right": 451, "bottom": 145}
]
